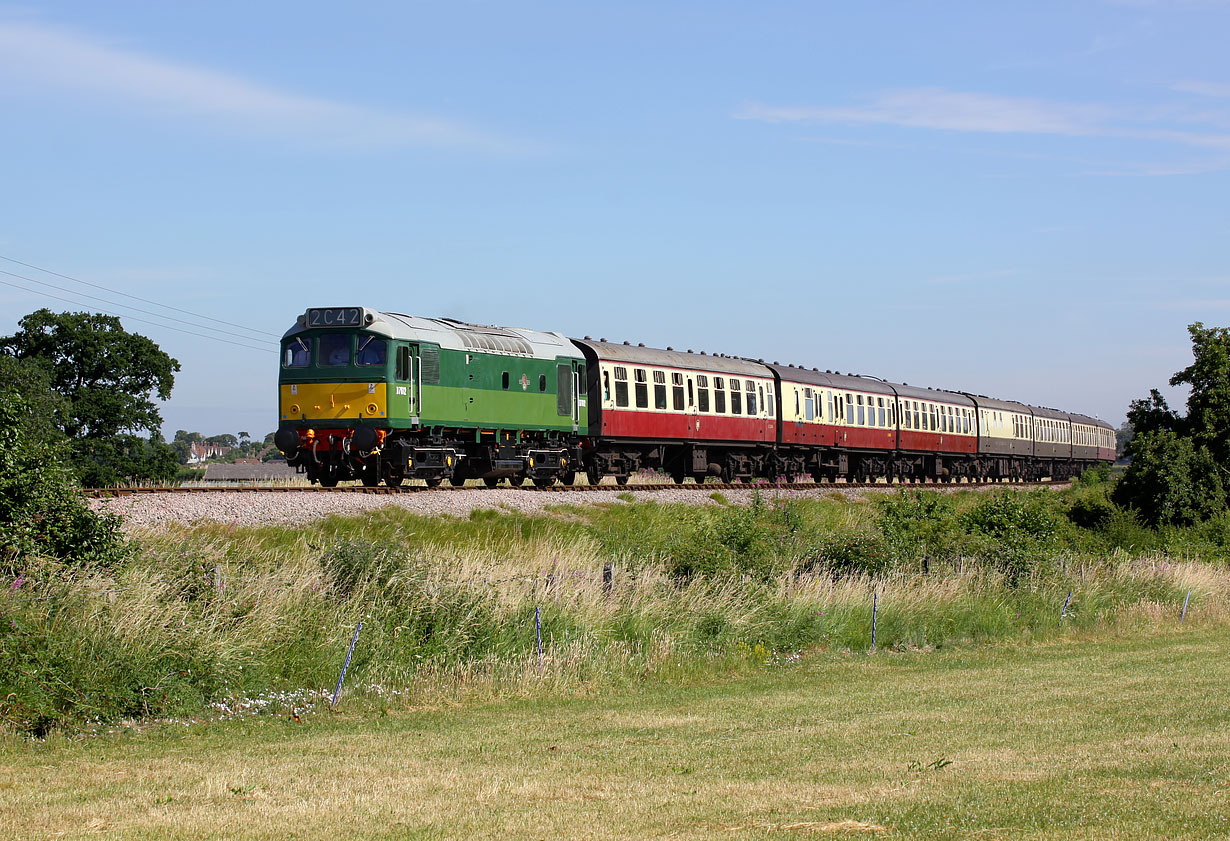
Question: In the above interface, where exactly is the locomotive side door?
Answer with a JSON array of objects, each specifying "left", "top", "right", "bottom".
[{"left": 394, "top": 343, "right": 418, "bottom": 424}]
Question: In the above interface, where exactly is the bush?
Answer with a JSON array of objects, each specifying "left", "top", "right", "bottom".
[
  {"left": 1113, "top": 430, "right": 1226, "bottom": 526},
  {"left": 0, "top": 393, "right": 127, "bottom": 574},
  {"left": 961, "top": 491, "right": 1062, "bottom": 583}
]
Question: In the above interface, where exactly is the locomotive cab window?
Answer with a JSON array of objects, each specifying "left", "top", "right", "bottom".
[
  {"left": 502, "top": 371, "right": 510, "bottom": 390},
  {"left": 356, "top": 336, "right": 386, "bottom": 366},
  {"left": 318, "top": 333, "right": 350, "bottom": 367},
  {"left": 539, "top": 374, "right": 547, "bottom": 392},
  {"left": 284, "top": 337, "right": 310, "bottom": 368}
]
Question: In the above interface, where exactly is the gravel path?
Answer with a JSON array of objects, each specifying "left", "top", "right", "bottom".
[{"left": 88, "top": 482, "right": 1059, "bottom": 531}]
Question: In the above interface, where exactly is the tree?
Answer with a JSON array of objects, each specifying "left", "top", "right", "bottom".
[
  {"left": 1, "top": 310, "right": 181, "bottom": 484},
  {"left": 1170, "top": 322, "right": 1230, "bottom": 469},
  {"left": 1114, "top": 322, "right": 1230, "bottom": 526},
  {"left": 1123, "top": 388, "right": 1182, "bottom": 441}
]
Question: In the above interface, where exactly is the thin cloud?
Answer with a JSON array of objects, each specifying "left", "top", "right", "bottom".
[
  {"left": 737, "top": 89, "right": 1113, "bottom": 136},
  {"left": 0, "top": 18, "right": 511, "bottom": 152},
  {"left": 737, "top": 87, "right": 1230, "bottom": 174},
  {"left": 1174, "top": 80, "right": 1230, "bottom": 98}
]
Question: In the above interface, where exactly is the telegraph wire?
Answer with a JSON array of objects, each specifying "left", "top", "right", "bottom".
[
  {"left": 0, "top": 253, "right": 280, "bottom": 339},
  {"left": 0, "top": 277, "right": 277, "bottom": 354},
  {"left": 0, "top": 269, "right": 278, "bottom": 346}
]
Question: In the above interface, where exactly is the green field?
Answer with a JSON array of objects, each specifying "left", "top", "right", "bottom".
[{"left": 3, "top": 624, "right": 1227, "bottom": 840}]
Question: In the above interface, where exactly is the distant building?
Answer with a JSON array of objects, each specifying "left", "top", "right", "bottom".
[{"left": 187, "top": 442, "right": 232, "bottom": 464}]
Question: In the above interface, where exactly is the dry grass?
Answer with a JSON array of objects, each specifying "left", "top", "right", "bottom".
[{"left": 3, "top": 624, "right": 1227, "bottom": 840}]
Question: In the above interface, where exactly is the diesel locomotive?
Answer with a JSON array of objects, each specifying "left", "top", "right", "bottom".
[{"left": 274, "top": 306, "right": 1115, "bottom": 487}]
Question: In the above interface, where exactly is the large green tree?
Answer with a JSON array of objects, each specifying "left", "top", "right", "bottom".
[
  {"left": 1, "top": 309, "right": 181, "bottom": 485},
  {"left": 1170, "top": 322, "right": 1230, "bottom": 468},
  {"left": 1115, "top": 322, "right": 1230, "bottom": 526}
]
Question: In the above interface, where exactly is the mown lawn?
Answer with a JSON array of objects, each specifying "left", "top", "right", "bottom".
[{"left": 3, "top": 624, "right": 1227, "bottom": 840}]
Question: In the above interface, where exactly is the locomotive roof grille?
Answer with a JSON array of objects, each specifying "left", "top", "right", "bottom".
[{"left": 455, "top": 330, "right": 534, "bottom": 356}]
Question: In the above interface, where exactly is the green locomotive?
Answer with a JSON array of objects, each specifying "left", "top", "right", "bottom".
[{"left": 274, "top": 307, "right": 587, "bottom": 486}]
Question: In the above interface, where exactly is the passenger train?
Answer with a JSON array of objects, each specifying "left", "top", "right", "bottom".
[{"left": 273, "top": 307, "right": 1115, "bottom": 487}]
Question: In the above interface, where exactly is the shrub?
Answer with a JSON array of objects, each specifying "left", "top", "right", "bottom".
[
  {"left": 0, "top": 393, "right": 127, "bottom": 574},
  {"left": 1113, "top": 430, "right": 1226, "bottom": 526}
]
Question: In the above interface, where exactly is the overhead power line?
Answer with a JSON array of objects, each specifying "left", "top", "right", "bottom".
[
  {"left": 0, "top": 277, "right": 276, "bottom": 353},
  {"left": 0, "top": 253, "right": 280, "bottom": 339},
  {"left": 0, "top": 269, "right": 278, "bottom": 346}
]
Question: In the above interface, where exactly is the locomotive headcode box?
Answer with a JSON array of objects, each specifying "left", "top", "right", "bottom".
[{"left": 306, "top": 307, "right": 366, "bottom": 327}]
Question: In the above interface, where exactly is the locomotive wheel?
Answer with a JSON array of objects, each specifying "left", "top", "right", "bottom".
[
  {"left": 319, "top": 472, "right": 339, "bottom": 488},
  {"left": 561, "top": 470, "right": 576, "bottom": 485},
  {"left": 360, "top": 466, "right": 381, "bottom": 487},
  {"left": 384, "top": 474, "right": 403, "bottom": 488},
  {"left": 483, "top": 477, "right": 500, "bottom": 488},
  {"left": 449, "top": 474, "right": 467, "bottom": 487},
  {"left": 425, "top": 477, "right": 442, "bottom": 488}
]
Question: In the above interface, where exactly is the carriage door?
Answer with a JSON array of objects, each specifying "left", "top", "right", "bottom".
[{"left": 395, "top": 344, "right": 418, "bottom": 423}]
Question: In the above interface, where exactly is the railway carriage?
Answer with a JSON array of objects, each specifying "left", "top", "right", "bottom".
[
  {"left": 891, "top": 385, "right": 978, "bottom": 481},
  {"left": 572, "top": 339, "right": 776, "bottom": 484}
]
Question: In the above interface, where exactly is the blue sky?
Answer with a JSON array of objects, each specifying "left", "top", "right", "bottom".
[{"left": 1, "top": 1, "right": 1227, "bottom": 437}]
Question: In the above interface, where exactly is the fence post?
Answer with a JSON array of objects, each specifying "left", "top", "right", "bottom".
[
  {"left": 602, "top": 562, "right": 613, "bottom": 597},
  {"left": 331, "top": 621, "right": 363, "bottom": 709},
  {"left": 1058, "top": 591, "right": 1072, "bottom": 628},
  {"left": 870, "top": 592, "right": 878, "bottom": 653},
  {"left": 1181, "top": 588, "right": 1191, "bottom": 623},
  {"left": 535, "top": 606, "right": 543, "bottom": 671}
]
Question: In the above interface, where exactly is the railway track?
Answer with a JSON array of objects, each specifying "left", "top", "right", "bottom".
[{"left": 81, "top": 479, "right": 1065, "bottom": 498}]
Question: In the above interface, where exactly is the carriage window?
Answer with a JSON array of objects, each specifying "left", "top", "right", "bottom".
[
  {"left": 804, "top": 388, "right": 814, "bottom": 421},
  {"left": 697, "top": 375, "right": 710, "bottom": 413},
  {"left": 614, "top": 366, "right": 629, "bottom": 407},
  {"left": 318, "top": 333, "right": 350, "bottom": 367},
  {"left": 714, "top": 382, "right": 726, "bottom": 414},
  {"left": 857, "top": 395, "right": 865, "bottom": 426},
  {"left": 634, "top": 369, "right": 649, "bottom": 409},
  {"left": 846, "top": 396, "right": 855, "bottom": 426},
  {"left": 284, "top": 337, "right": 310, "bottom": 368},
  {"left": 603, "top": 370, "right": 611, "bottom": 402},
  {"left": 672, "top": 372, "right": 685, "bottom": 411},
  {"left": 766, "top": 386, "right": 774, "bottom": 417},
  {"left": 795, "top": 390, "right": 801, "bottom": 417},
  {"left": 356, "top": 336, "right": 386, "bottom": 366},
  {"left": 653, "top": 370, "right": 667, "bottom": 410},
  {"left": 746, "top": 380, "right": 757, "bottom": 415},
  {"left": 878, "top": 398, "right": 886, "bottom": 427},
  {"left": 730, "top": 379, "right": 742, "bottom": 415}
]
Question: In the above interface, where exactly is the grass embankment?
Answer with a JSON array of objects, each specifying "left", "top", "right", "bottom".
[
  {"left": 3, "top": 474, "right": 1229, "bottom": 734},
  {"left": 2, "top": 627, "right": 1227, "bottom": 840}
]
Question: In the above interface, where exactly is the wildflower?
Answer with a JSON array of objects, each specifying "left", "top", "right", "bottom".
[{"left": 10, "top": 576, "right": 23, "bottom": 590}]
